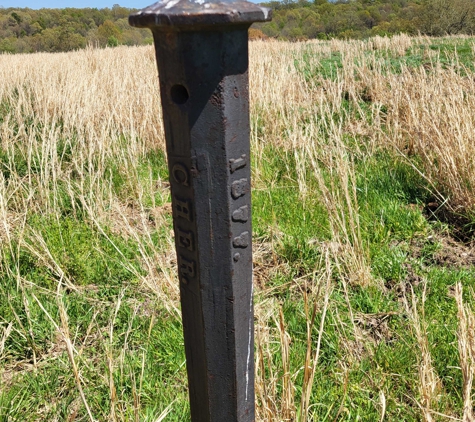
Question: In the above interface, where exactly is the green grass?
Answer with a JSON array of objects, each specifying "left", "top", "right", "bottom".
[
  {"left": 294, "top": 36, "right": 475, "bottom": 82},
  {"left": 294, "top": 50, "right": 343, "bottom": 82},
  {"left": 252, "top": 140, "right": 473, "bottom": 418},
  {"left": 0, "top": 214, "right": 188, "bottom": 420},
  {"left": 0, "top": 142, "right": 187, "bottom": 420}
]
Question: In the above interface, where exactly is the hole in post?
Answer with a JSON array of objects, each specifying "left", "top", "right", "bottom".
[{"left": 170, "top": 84, "right": 189, "bottom": 105}]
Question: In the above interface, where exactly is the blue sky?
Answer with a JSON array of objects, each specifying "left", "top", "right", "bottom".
[
  {"left": 1, "top": 1, "right": 150, "bottom": 7},
  {"left": 1, "top": 0, "right": 259, "bottom": 8}
]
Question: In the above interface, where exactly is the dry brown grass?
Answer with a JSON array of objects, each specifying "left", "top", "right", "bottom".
[
  {"left": 0, "top": 45, "right": 181, "bottom": 312},
  {"left": 403, "top": 283, "right": 442, "bottom": 422},
  {"left": 453, "top": 283, "right": 475, "bottom": 422},
  {"left": 250, "top": 36, "right": 475, "bottom": 219}
]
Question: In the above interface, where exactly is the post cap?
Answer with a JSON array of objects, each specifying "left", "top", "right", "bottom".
[{"left": 129, "top": 0, "right": 271, "bottom": 29}]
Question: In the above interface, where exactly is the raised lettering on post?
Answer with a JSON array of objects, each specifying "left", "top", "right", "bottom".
[
  {"left": 231, "top": 178, "right": 249, "bottom": 199},
  {"left": 232, "top": 205, "right": 249, "bottom": 222},
  {"left": 179, "top": 255, "right": 196, "bottom": 283},
  {"left": 229, "top": 155, "right": 246, "bottom": 173},
  {"left": 172, "top": 162, "right": 190, "bottom": 186},
  {"left": 177, "top": 228, "right": 194, "bottom": 251},
  {"left": 233, "top": 231, "right": 250, "bottom": 248},
  {"left": 174, "top": 197, "right": 192, "bottom": 221}
]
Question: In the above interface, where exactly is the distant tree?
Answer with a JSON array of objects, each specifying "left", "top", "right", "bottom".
[
  {"left": 60, "top": 27, "right": 86, "bottom": 51},
  {"left": 112, "top": 4, "right": 130, "bottom": 19},
  {"left": 420, "top": 0, "right": 475, "bottom": 35},
  {"left": 97, "top": 19, "right": 121, "bottom": 46},
  {"left": 0, "top": 7, "right": 153, "bottom": 53},
  {"left": 30, "top": 21, "right": 42, "bottom": 35},
  {"left": 10, "top": 11, "right": 21, "bottom": 24},
  {"left": 302, "top": 11, "right": 323, "bottom": 38},
  {"left": 0, "top": 36, "right": 16, "bottom": 53}
]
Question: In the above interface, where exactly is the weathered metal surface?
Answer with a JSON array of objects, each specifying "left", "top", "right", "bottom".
[
  {"left": 129, "top": 1, "right": 271, "bottom": 421},
  {"left": 129, "top": 0, "right": 270, "bottom": 28}
]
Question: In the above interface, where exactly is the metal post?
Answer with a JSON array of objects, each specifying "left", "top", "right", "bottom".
[{"left": 129, "top": 2, "right": 271, "bottom": 421}]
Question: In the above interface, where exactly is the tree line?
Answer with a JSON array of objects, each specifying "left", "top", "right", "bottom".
[
  {"left": 255, "top": 0, "right": 475, "bottom": 40},
  {"left": 1, "top": 0, "right": 475, "bottom": 53},
  {"left": 0, "top": 4, "right": 152, "bottom": 53}
]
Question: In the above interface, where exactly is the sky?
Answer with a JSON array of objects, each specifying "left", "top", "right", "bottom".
[
  {"left": 1, "top": 0, "right": 259, "bottom": 8},
  {"left": 1, "top": 1, "right": 153, "bottom": 8}
]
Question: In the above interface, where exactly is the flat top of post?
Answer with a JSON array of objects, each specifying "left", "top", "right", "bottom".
[{"left": 129, "top": 0, "right": 271, "bottom": 29}]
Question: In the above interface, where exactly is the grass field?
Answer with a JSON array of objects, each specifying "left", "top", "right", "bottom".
[{"left": 0, "top": 35, "right": 475, "bottom": 421}]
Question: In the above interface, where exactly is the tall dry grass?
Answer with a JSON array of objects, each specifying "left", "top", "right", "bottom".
[
  {"left": 453, "top": 284, "right": 475, "bottom": 422},
  {"left": 250, "top": 35, "right": 475, "bottom": 218},
  {"left": 403, "top": 284, "right": 441, "bottom": 422},
  {"left": 0, "top": 46, "right": 181, "bottom": 312}
]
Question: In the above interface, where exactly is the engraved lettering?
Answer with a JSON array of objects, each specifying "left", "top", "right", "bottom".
[
  {"left": 177, "top": 228, "right": 194, "bottom": 251},
  {"left": 231, "top": 178, "right": 248, "bottom": 199},
  {"left": 233, "top": 231, "right": 249, "bottom": 248},
  {"left": 179, "top": 256, "right": 196, "bottom": 282},
  {"left": 232, "top": 205, "right": 249, "bottom": 222},
  {"left": 233, "top": 253, "right": 241, "bottom": 262},
  {"left": 174, "top": 197, "right": 192, "bottom": 221},
  {"left": 172, "top": 163, "right": 189, "bottom": 186},
  {"left": 229, "top": 154, "right": 246, "bottom": 173}
]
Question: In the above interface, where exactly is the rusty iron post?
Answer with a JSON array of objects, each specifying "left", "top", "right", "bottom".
[{"left": 129, "top": 1, "right": 271, "bottom": 420}]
